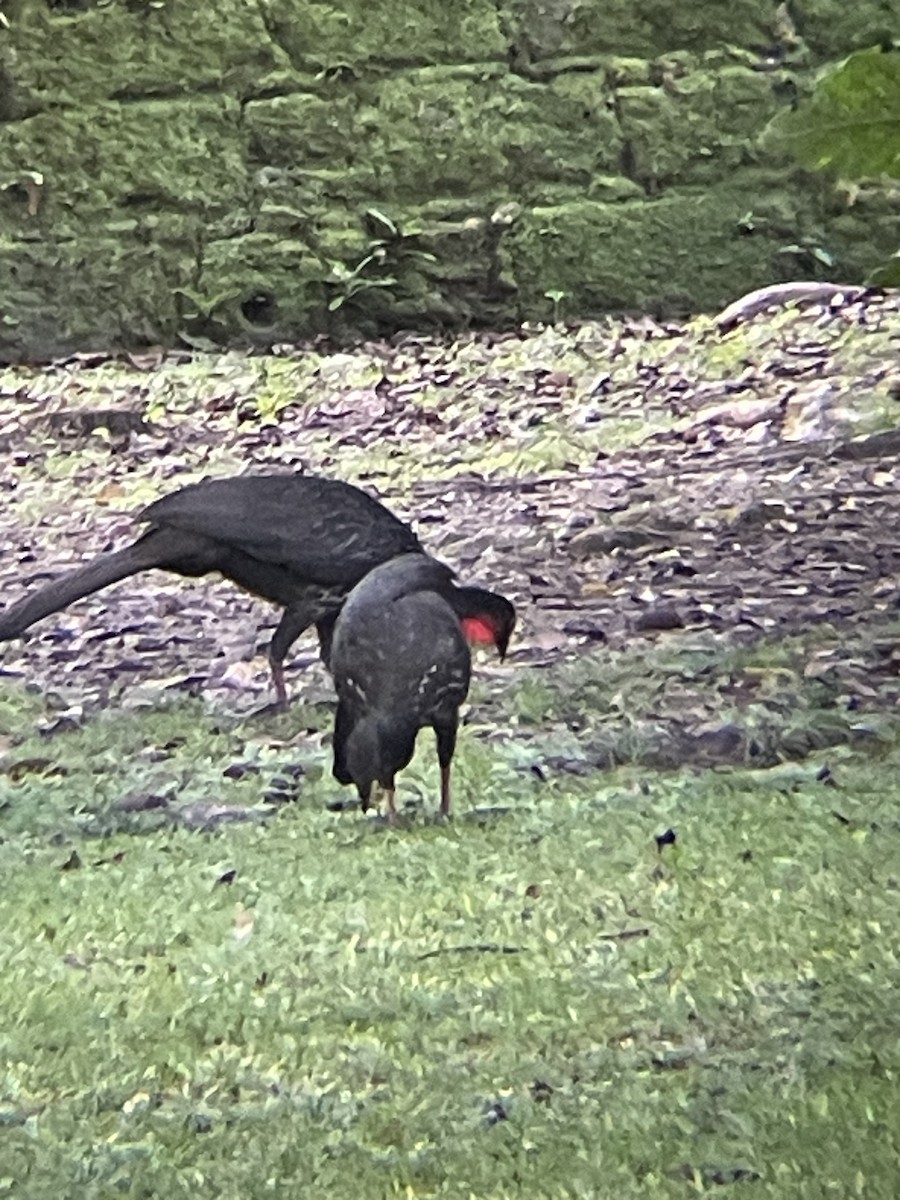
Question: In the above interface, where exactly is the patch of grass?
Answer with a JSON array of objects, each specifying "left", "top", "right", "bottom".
[
  {"left": 0, "top": 681, "right": 899, "bottom": 1197},
  {"left": 496, "top": 621, "right": 900, "bottom": 770}
]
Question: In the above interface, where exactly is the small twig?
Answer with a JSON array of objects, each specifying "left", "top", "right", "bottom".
[
  {"left": 417, "top": 943, "right": 523, "bottom": 961},
  {"left": 597, "top": 927, "right": 651, "bottom": 941}
]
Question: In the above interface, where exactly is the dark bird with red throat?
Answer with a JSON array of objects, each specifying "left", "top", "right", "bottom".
[
  {"left": 0, "top": 473, "right": 422, "bottom": 706},
  {"left": 330, "top": 554, "right": 515, "bottom": 821}
]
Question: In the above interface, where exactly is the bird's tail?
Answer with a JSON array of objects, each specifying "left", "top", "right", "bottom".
[{"left": 0, "top": 530, "right": 183, "bottom": 641}]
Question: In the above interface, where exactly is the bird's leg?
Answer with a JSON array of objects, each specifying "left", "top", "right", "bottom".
[
  {"left": 384, "top": 787, "right": 398, "bottom": 824},
  {"left": 243, "top": 649, "right": 288, "bottom": 716},
  {"left": 435, "top": 720, "right": 459, "bottom": 819},
  {"left": 266, "top": 604, "right": 314, "bottom": 709},
  {"left": 315, "top": 615, "right": 337, "bottom": 671},
  {"left": 439, "top": 764, "right": 452, "bottom": 819},
  {"left": 268, "top": 655, "right": 289, "bottom": 710}
]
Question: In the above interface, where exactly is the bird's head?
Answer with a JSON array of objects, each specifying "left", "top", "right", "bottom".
[
  {"left": 455, "top": 589, "right": 516, "bottom": 660},
  {"left": 344, "top": 713, "right": 419, "bottom": 804}
]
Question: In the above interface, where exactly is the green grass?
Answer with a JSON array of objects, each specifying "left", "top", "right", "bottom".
[{"left": 1, "top": 686, "right": 898, "bottom": 1197}]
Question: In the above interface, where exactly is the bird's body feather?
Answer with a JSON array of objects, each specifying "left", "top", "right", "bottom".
[
  {"left": 331, "top": 555, "right": 476, "bottom": 815},
  {"left": 0, "top": 473, "right": 422, "bottom": 705}
]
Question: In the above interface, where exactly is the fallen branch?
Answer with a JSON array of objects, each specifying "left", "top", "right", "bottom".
[{"left": 715, "top": 282, "right": 869, "bottom": 332}]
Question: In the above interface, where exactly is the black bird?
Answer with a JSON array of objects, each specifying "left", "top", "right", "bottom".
[
  {"left": 0, "top": 473, "right": 422, "bottom": 705},
  {"left": 330, "top": 554, "right": 515, "bottom": 820}
]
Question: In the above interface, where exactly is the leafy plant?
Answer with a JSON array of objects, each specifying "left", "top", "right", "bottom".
[
  {"left": 325, "top": 209, "right": 437, "bottom": 313},
  {"left": 776, "top": 235, "right": 837, "bottom": 273},
  {"left": 543, "top": 288, "right": 568, "bottom": 324},
  {"left": 764, "top": 45, "right": 900, "bottom": 283},
  {"left": 765, "top": 46, "right": 900, "bottom": 179}
]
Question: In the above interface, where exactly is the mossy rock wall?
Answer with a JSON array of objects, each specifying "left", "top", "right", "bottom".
[{"left": 0, "top": 0, "right": 894, "bottom": 360}]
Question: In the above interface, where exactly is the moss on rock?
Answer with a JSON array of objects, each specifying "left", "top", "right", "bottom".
[
  {"left": 0, "top": 97, "right": 249, "bottom": 235},
  {"left": 0, "top": 0, "right": 894, "bottom": 358},
  {"left": 500, "top": 185, "right": 828, "bottom": 316},
  {"left": 4, "top": 1, "right": 287, "bottom": 108}
]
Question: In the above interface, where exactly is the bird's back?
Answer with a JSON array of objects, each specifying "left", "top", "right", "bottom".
[
  {"left": 333, "top": 558, "right": 470, "bottom": 716},
  {"left": 142, "top": 474, "right": 421, "bottom": 583}
]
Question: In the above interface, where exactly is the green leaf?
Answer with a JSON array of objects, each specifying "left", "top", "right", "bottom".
[
  {"left": 868, "top": 250, "right": 900, "bottom": 285},
  {"left": 764, "top": 47, "right": 900, "bottom": 178},
  {"left": 364, "top": 207, "right": 399, "bottom": 238}
]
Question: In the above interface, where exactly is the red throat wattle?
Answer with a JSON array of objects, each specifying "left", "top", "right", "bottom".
[{"left": 461, "top": 615, "right": 497, "bottom": 647}]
